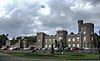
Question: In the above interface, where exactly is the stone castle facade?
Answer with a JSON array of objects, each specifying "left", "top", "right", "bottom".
[{"left": 36, "top": 20, "right": 94, "bottom": 49}]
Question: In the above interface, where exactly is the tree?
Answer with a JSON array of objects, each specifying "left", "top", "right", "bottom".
[
  {"left": 11, "top": 37, "right": 18, "bottom": 45},
  {"left": 24, "top": 36, "right": 36, "bottom": 45},
  {"left": 93, "top": 33, "right": 98, "bottom": 48},
  {"left": 16, "top": 36, "right": 22, "bottom": 40},
  {"left": 98, "top": 36, "right": 100, "bottom": 48},
  {"left": 50, "top": 44, "right": 54, "bottom": 54},
  {"left": 11, "top": 36, "right": 36, "bottom": 46},
  {"left": 0, "top": 34, "right": 9, "bottom": 48},
  {"left": 97, "top": 35, "right": 100, "bottom": 59}
]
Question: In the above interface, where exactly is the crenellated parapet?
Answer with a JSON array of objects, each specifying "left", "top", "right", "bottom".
[
  {"left": 36, "top": 32, "right": 46, "bottom": 49},
  {"left": 56, "top": 30, "right": 68, "bottom": 36},
  {"left": 36, "top": 20, "right": 96, "bottom": 50},
  {"left": 78, "top": 20, "right": 83, "bottom": 32},
  {"left": 82, "top": 23, "right": 94, "bottom": 28},
  {"left": 78, "top": 20, "right": 94, "bottom": 49}
]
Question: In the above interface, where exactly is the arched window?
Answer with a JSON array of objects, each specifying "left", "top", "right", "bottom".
[
  {"left": 84, "top": 31, "right": 86, "bottom": 34},
  {"left": 68, "top": 38, "right": 71, "bottom": 41},
  {"left": 73, "top": 44, "right": 75, "bottom": 47},
  {"left": 68, "top": 44, "right": 71, "bottom": 47},
  {"left": 73, "top": 38, "right": 75, "bottom": 41}
]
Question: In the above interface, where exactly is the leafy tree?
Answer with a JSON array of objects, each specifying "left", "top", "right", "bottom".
[
  {"left": 98, "top": 36, "right": 100, "bottom": 48},
  {"left": 24, "top": 36, "right": 36, "bottom": 45},
  {"left": 98, "top": 35, "right": 100, "bottom": 59},
  {"left": 0, "top": 34, "right": 9, "bottom": 48},
  {"left": 50, "top": 44, "right": 54, "bottom": 54},
  {"left": 11, "top": 36, "right": 36, "bottom": 45},
  {"left": 11, "top": 37, "right": 18, "bottom": 45},
  {"left": 93, "top": 33, "right": 98, "bottom": 48},
  {"left": 93, "top": 33, "right": 100, "bottom": 49},
  {"left": 16, "top": 36, "right": 22, "bottom": 40}
]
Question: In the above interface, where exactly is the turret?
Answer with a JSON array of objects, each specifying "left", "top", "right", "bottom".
[
  {"left": 78, "top": 20, "right": 83, "bottom": 33},
  {"left": 56, "top": 30, "right": 68, "bottom": 48},
  {"left": 81, "top": 23, "right": 94, "bottom": 49},
  {"left": 56, "top": 30, "right": 68, "bottom": 37}
]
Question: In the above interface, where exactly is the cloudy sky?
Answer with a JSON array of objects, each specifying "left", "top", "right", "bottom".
[{"left": 0, "top": 0, "right": 100, "bottom": 38}]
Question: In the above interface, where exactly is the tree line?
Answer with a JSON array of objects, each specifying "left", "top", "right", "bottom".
[{"left": 0, "top": 34, "right": 36, "bottom": 48}]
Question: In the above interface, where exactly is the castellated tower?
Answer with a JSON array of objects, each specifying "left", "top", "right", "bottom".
[
  {"left": 80, "top": 22, "right": 94, "bottom": 49},
  {"left": 36, "top": 32, "right": 46, "bottom": 49},
  {"left": 78, "top": 20, "right": 83, "bottom": 33},
  {"left": 36, "top": 20, "right": 95, "bottom": 50},
  {"left": 56, "top": 30, "right": 68, "bottom": 48}
]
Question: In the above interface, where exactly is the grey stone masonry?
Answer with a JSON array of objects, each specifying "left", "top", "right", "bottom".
[{"left": 36, "top": 20, "right": 95, "bottom": 49}]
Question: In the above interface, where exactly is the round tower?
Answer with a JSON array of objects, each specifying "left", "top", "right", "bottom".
[
  {"left": 78, "top": 20, "right": 83, "bottom": 33},
  {"left": 99, "top": 30, "right": 100, "bottom": 36},
  {"left": 81, "top": 23, "right": 94, "bottom": 49}
]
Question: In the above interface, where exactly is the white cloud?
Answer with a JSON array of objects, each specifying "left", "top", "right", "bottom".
[
  {"left": 38, "top": 5, "right": 51, "bottom": 15},
  {"left": 0, "top": 0, "right": 100, "bottom": 37},
  {"left": 70, "top": 0, "right": 93, "bottom": 12}
]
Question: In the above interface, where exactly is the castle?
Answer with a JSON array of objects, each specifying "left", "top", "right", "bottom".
[{"left": 36, "top": 20, "right": 95, "bottom": 49}]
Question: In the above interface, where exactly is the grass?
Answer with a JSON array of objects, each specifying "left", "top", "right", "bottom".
[
  {"left": 1, "top": 51, "right": 99, "bottom": 60},
  {"left": 6, "top": 51, "right": 57, "bottom": 59},
  {"left": 57, "top": 53, "right": 99, "bottom": 60}
]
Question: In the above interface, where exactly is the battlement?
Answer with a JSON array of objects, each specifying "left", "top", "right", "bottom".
[
  {"left": 56, "top": 30, "right": 68, "bottom": 35},
  {"left": 37, "top": 32, "right": 46, "bottom": 35},
  {"left": 57, "top": 30, "right": 67, "bottom": 32},
  {"left": 78, "top": 20, "right": 83, "bottom": 23},
  {"left": 83, "top": 23, "right": 94, "bottom": 28},
  {"left": 36, "top": 20, "right": 95, "bottom": 49}
]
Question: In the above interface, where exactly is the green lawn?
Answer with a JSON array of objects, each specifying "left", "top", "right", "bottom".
[
  {"left": 6, "top": 51, "right": 57, "bottom": 59},
  {"left": 57, "top": 52, "right": 99, "bottom": 60},
  {"left": 2, "top": 51, "right": 99, "bottom": 60}
]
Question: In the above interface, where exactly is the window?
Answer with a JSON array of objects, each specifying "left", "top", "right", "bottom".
[
  {"left": 73, "top": 38, "right": 75, "bottom": 41},
  {"left": 77, "top": 44, "right": 79, "bottom": 48},
  {"left": 68, "top": 44, "right": 71, "bottom": 47},
  {"left": 77, "top": 37, "right": 79, "bottom": 41},
  {"left": 68, "top": 38, "right": 71, "bottom": 41},
  {"left": 84, "top": 31, "right": 86, "bottom": 34},
  {"left": 73, "top": 44, "right": 75, "bottom": 47},
  {"left": 91, "top": 31, "right": 93, "bottom": 34},
  {"left": 92, "top": 37, "right": 93, "bottom": 40},
  {"left": 49, "top": 45, "right": 51, "bottom": 48},
  {"left": 49, "top": 39, "right": 51, "bottom": 42},
  {"left": 84, "top": 37, "right": 86, "bottom": 41},
  {"left": 77, "top": 37, "right": 79, "bottom": 39},
  {"left": 59, "top": 37, "right": 62, "bottom": 40},
  {"left": 45, "top": 45, "right": 47, "bottom": 48},
  {"left": 45, "top": 39, "right": 47, "bottom": 43},
  {"left": 53, "top": 39, "right": 55, "bottom": 43},
  {"left": 38, "top": 40, "right": 40, "bottom": 42},
  {"left": 53, "top": 39, "right": 55, "bottom": 41}
]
